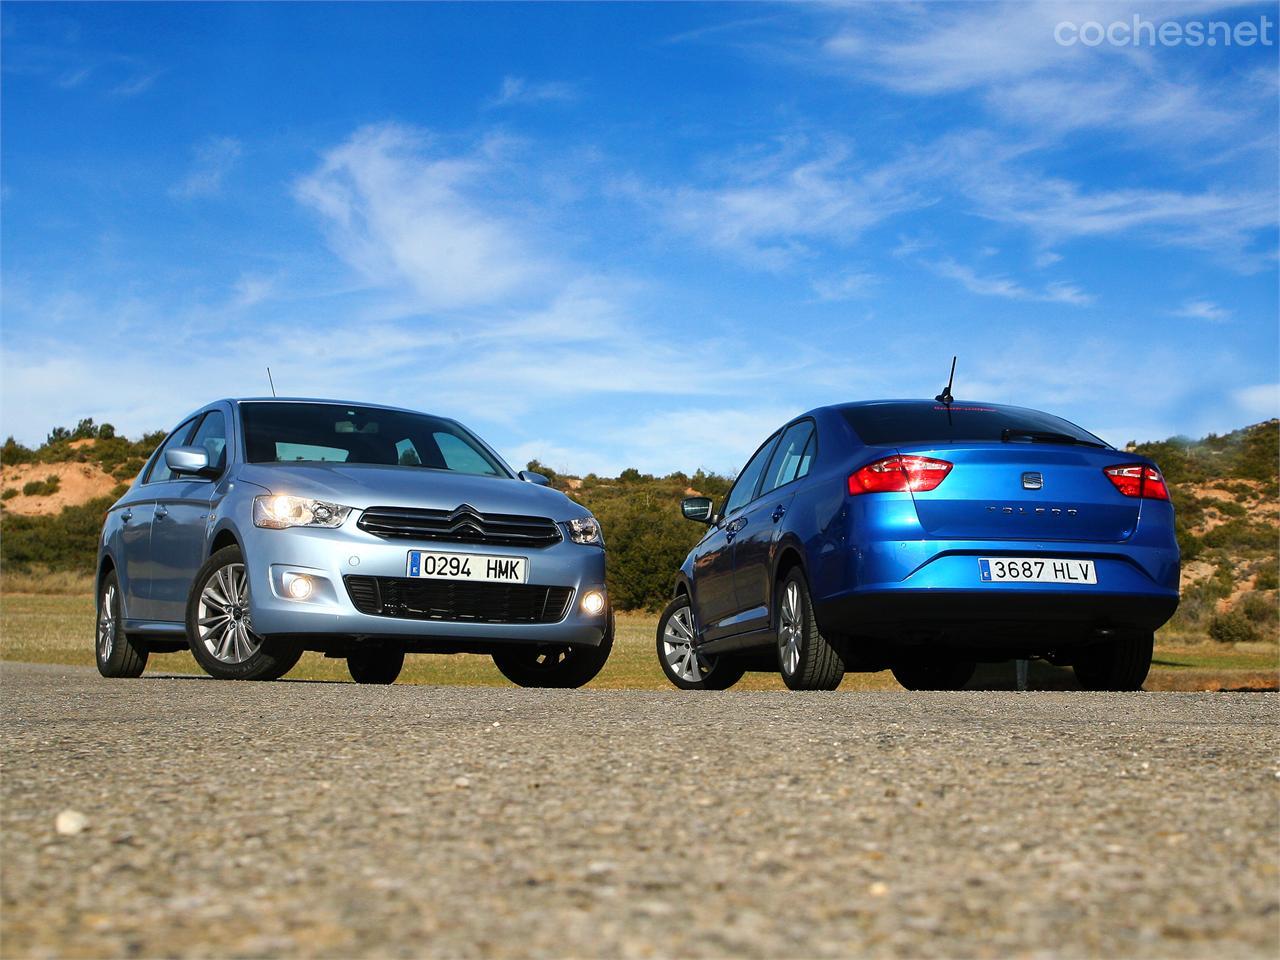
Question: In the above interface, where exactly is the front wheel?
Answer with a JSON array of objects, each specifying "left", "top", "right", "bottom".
[
  {"left": 95, "top": 571, "right": 148, "bottom": 678},
  {"left": 1073, "top": 632, "right": 1153, "bottom": 691},
  {"left": 655, "top": 597, "right": 746, "bottom": 691},
  {"left": 491, "top": 610, "right": 614, "bottom": 688},
  {"left": 776, "top": 569, "right": 844, "bottom": 691},
  {"left": 185, "top": 545, "right": 303, "bottom": 681}
]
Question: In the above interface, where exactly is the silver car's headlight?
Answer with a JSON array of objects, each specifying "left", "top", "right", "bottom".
[
  {"left": 566, "top": 516, "right": 604, "bottom": 546},
  {"left": 253, "top": 495, "right": 352, "bottom": 530}
]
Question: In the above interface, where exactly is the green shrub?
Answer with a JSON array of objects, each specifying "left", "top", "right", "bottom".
[
  {"left": 21, "top": 475, "right": 61, "bottom": 497},
  {"left": 1203, "top": 518, "right": 1277, "bottom": 552},
  {"left": 1254, "top": 563, "right": 1280, "bottom": 592},
  {"left": 1240, "top": 592, "right": 1278, "bottom": 627},
  {"left": 1208, "top": 610, "right": 1260, "bottom": 644},
  {"left": 0, "top": 495, "right": 115, "bottom": 573},
  {"left": 0, "top": 488, "right": 17, "bottom": 501}
]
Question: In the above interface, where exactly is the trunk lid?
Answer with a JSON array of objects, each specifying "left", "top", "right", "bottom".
[{"left": 895, "top": 442, "right": 1139, "bottom": 543}]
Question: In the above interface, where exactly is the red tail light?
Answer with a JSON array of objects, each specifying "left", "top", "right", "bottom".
[
  {"left": 848, "top": 455, "right": 953, "bottom": 495},
  {"left": 1104, "top": 463, "right": 1170, "bottom": 501}
]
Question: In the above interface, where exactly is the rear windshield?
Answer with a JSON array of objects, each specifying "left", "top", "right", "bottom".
[
  {"left": 240, "top": 402, "right": 509, "bottom": 476},
  {"left": 839, "top": 402, "right": 1107, "bottom": 447}
]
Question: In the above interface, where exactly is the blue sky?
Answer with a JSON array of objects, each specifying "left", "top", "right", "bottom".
[{"left": 2, "top": 1, "right": 1276, "bottom": 475}]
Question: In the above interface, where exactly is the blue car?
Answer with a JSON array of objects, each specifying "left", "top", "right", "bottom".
[
  {"left": 657, "top": 399, "right": 1179, "bottom": 692},
  {"left": 95, "top": 399, "right": 611, "bottom": 687}
]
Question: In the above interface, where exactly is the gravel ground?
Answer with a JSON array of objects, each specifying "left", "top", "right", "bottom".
[{"left": 2, "top": 662, "right": 1277, "bottom": 959}]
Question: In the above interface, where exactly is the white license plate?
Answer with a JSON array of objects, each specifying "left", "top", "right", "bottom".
[
  {"left": 407, "top": 551, "right": 528, "bottom": 583},
  {"left": 979, "top": 557, "right": 1097, "bottom": 584}
]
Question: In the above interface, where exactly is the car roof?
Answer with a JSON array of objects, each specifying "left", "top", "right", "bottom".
[{"left": 225, "top": 397, "right": 446, "bottom": 419}]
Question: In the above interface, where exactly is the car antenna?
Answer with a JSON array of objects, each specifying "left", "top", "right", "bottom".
[
  {"left": 935, "top": 356, "right": 957, "bottom": 404},
  {"left": 266, "top": 366, "right": 277, "bottom": 398}
]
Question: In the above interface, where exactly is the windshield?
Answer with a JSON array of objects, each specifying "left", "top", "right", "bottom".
[
  {"left": 839, "top": 402, "right": 1108, "bottom": 448},
  {"left": 240, "top": 402, "right": 509, "bottom": 476}
]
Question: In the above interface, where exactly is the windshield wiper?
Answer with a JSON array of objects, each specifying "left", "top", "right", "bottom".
[{"left": 1001, "top": 428, "right": 1107, "bottom": 448}]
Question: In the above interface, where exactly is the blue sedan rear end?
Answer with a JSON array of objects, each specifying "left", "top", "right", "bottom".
[{"left": 658, "top": 399, "right": 1179, "bottom": 693}]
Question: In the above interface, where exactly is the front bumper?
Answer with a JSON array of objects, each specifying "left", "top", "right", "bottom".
[{"left": 242, "top": 521, "right": 608, "bottom": 647}]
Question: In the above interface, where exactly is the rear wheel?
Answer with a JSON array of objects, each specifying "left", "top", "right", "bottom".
[
  {"left": 95, "top": 571, "right": 148, "bottom": 678},
  {"left": 891, "top": 658, "right": 976, "bottom": 691},
  {"left": 185, "top": 545, "right": 303, "bottom": 681},
  {"left": 777, "top": 569, "right": 844, "bottom": 691},
  {"left": 1073, "top": 632, "right": 1153, "bottom": 691},
  {"left": 492, "top": 610, "right": 614, "bottom": 689},
  {"left": 348, "top": 648, "right": 404, "bottom": 684},
  {"left": 656, "top": 597, "right": 746, "bottom": 691}
]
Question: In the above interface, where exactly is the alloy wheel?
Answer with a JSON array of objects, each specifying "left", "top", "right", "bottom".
[
  {"left": 778, "top": 581, "right": 802, "bottom": 675},
  {"left": 197, "top": 562, "right": 262, "bottom": 664},
  {"left": 661, "top": 604, "right": 709, "bottom": 682},
  {"left": 97, "top": 583, "right": 117, "bottom": 661}
]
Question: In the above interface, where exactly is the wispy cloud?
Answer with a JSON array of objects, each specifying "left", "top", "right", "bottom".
[
  {"left": 1173, "top": 299, "right": 1232, "bottom": 323},
  {"left": 485, "top": 75, "right": 577, "bottom": 109},
  {"left": 294, "top": 124, "right": 564, "bottom": 310},
  {"left": 811, "top": 269, "right": 878, "bottom": 302},
  {"left": 169, "top": 136, "right": 243, "bottom": 200},
  {"left": 926, "top": 257, "right": 1093, "bottom": 305},
  {"left": 628, "top": 137, "right": 922, "bottom": 269},
  {"left": 1233, "top": 383, "right": 1280, "bottom": 420}
]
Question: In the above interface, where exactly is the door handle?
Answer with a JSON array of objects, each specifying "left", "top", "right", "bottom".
[
  {"left": 155, "top": 506, "right": 169, "bottom": 519},
  {"left": 771, "top": 504, "right": 787, "bottom": 523},
  {"left": 121, "top": 509, "right": 132, "bottom": 523}
]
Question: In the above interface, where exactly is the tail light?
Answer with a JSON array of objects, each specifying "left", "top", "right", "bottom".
[
  {"left": 848, "top": 455, "right": 953, "bottom": 495},
  {"left": 1104, "top": 463, "right": 1170, "bottom": 501}
]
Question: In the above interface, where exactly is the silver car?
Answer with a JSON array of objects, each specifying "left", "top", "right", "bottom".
[{"left": 94, "top": 398, "right": 612, "bottom": 687}]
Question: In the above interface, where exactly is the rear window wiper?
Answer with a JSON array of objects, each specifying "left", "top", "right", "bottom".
[{"left": 1001, "top": 428, "right": 1107, "bottom": 448}]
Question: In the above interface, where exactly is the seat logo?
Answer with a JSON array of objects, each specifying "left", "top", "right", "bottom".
[{"left": 1021, "top": 471, "right": 1044, "bottom": 490}]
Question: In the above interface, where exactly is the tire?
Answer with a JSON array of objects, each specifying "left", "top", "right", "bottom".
[
  {"left": 95, "top": 570, "right": 148, "bottom": 678},
  {"left": 776, "top": 569, "right": 844, "bottom": 691},
  {"left": 1073, "top": 632, "right": 1153, "bottom": 691},
  {"left": 492, "top": 609, "right": 614, "bottom": 689},
  {"left": 185, "top": 545, "right": 303, "bottom": 681},
  {"left": 891, "top": 658, "right": 976, "bottom": 691},
  {"left": 348, "top": 648, "right": 404, "bottom": 684},
  {"left": 655, "top": 596, "right": 747, "bottom": 691}
]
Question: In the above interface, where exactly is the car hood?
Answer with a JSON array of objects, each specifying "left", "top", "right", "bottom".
[{"left": 235, "top": 463, "right": 590, "bottom": 521}]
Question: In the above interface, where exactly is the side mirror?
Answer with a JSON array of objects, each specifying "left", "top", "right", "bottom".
[
  {"left": 166, "top": 446, "right": 216, "bottom": 478},
  {"left": 681, "top": 496, "right": 716, "bottom": 524},
  {"left": 519, "top": 470, "right": 551, "bottom": 487}
]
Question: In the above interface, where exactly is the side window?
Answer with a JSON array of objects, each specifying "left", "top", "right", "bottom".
[
  {"left": 144, "top": 419, "right": 198, "bottom": 483},
  {"left": 434, "top": 432, "right": 499, "bottom": 475},
  {"left": 723, "top": 435, "right": 779, "bottom": 517},
  {"left": 761, "top": 421, "right": 815, "bottom": 494},
  {"left": 796, "top": 433, "right": 816, "bottom": 479},
  {"left": 188, "top": 411, "right": 228, "bottom": 475}
]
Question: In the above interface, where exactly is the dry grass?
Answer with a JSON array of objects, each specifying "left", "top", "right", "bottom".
[{"left": 1, "top": 592, "right": 1275, "bottom": 691}]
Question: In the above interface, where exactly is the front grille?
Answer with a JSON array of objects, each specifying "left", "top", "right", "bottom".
[
  {"left": 357, "top": 505, "right": 562, "bottom": 548},
  {"left": 344, "top": 576, "right": 574, "bottom": 624}
]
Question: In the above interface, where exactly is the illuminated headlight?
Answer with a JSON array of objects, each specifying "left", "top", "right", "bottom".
[
  {"left": 253, "top": 495, "right": 352, "bottom": 530},
  {"left": 581, "top": 590, "right": 606, "bottom": 616},
  {"left": 566, "top": 516, "right": 604, "bottom": 546}
]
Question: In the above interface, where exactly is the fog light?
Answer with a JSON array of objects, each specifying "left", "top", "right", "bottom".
[
  {"left": 581, "top": 590, "right": 606, "bottom": 616},
  {"left": 286, "top": 575, "right": 314, "bottom": 600}
]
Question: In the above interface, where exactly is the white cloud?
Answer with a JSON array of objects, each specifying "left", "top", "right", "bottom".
[
  {"left": 294, "top": 123, "right": 554, "bottom": 309},
  {"left": 924, "top": 257, "right": 1093, "bottom": 305},
  {"left": 1233, "top": 383, "right": 1280, "bottom": 420},
  {"left": 486, "top": 75, "right": 577, "bottom": 109},
  {"left": 626, "top": 137, "right": 922, "bottom": 269},
  {"left": 169, "top": 136, "right": 243, "bottom": 200},
  {"left": 811, "top": 269, "right": 878, "bottom": 301},
  {"left": 1173, "top": 299, "right": 1232, "bottom": 322}
]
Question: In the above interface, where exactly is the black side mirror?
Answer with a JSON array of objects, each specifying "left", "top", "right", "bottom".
[
  {"left": 681, "top": 496, "right": 716, "bottom": 524},
  {"left": 519, "top": 470, "right": 551, "bottom": 486}
]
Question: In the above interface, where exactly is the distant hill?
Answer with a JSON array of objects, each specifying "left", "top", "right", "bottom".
[{"left": 1, "top": 418, "right": 1276, "bottom": 640}]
